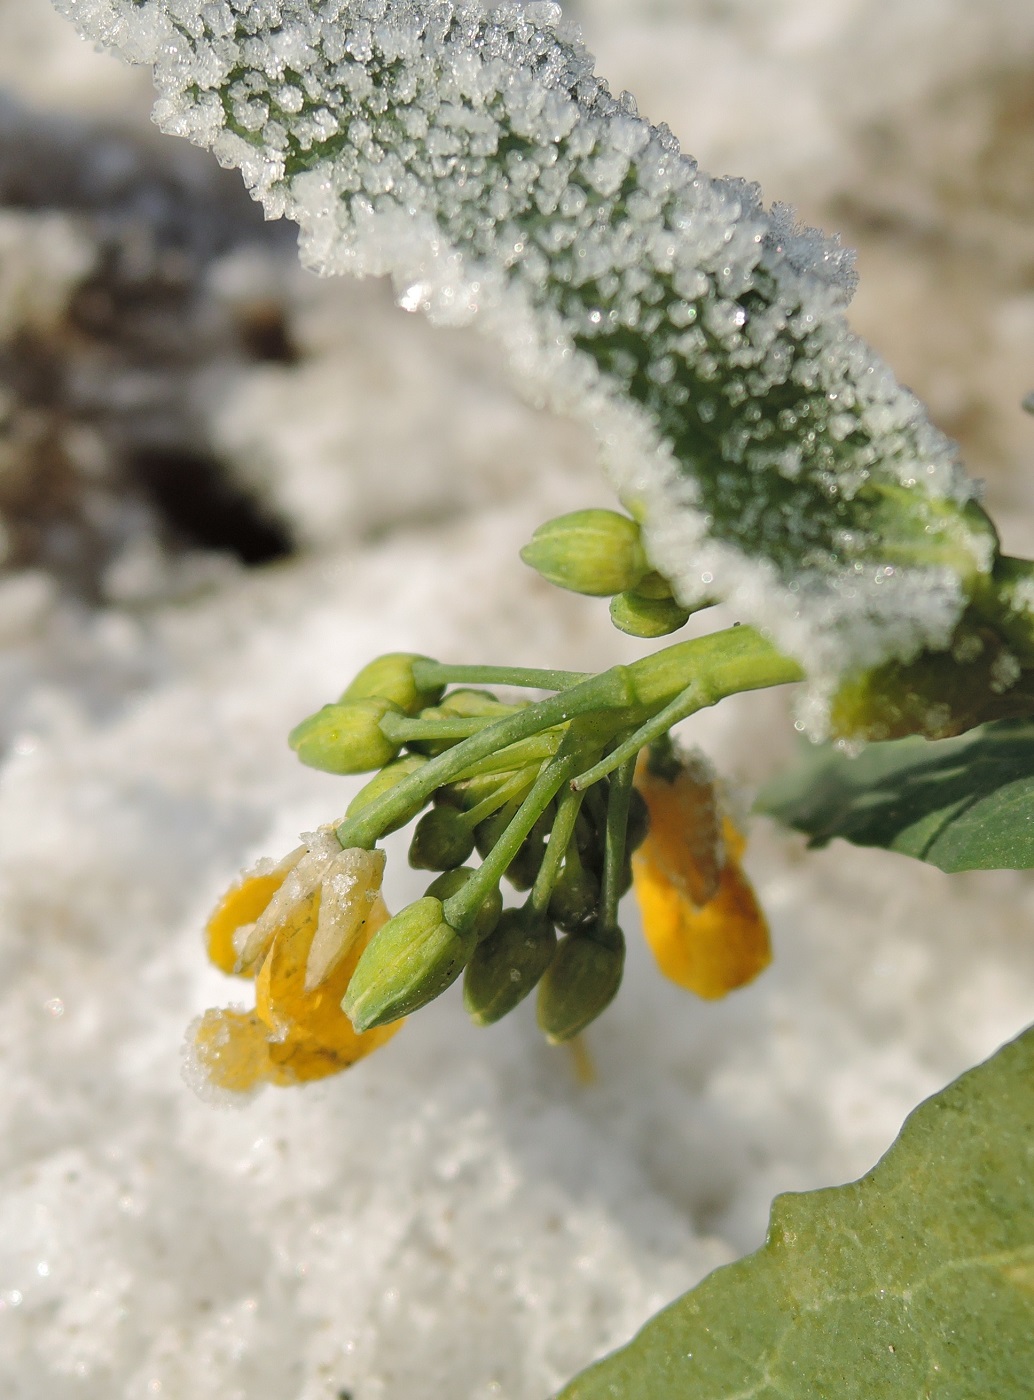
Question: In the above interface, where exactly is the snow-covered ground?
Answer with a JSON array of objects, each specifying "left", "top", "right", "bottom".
[{"left": 1, "top": 2, "right": 1033, "bottom": 1397}]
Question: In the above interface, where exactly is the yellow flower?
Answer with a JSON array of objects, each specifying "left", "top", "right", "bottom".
[
  {"left": 631, "top": 752, "right": 771, "bottom": 1000},
  {"left": 187, "top": 827, "right": 401, "bottom": 1096}
]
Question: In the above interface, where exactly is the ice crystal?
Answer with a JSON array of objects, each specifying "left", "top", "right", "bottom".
[{"left": 53, "top": 0, "right": 989, "bottom": 679}]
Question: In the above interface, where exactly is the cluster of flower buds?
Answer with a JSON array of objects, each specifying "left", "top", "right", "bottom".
[
  {"left": 287, "top": 654, "right": 649, "bottom": 1044},
  {"left": 192, "top": 628, "right": 796, "bottom": 1094},
  {"left": 520, "top": 508, "right": 700, "bottom": 639}
]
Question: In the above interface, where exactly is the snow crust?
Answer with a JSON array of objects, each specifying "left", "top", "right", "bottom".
[{"left": 51, "top": 0, "right": 995, "bottom": 682}]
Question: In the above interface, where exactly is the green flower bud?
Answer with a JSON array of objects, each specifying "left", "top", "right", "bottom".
[
  {"left": 439, "top": 689, "right": 519, "bottom": 719},
  {"left": 346, "top": 753, "right": 429, "bottom": 834},
  {"left": 408, "top": 806, "right": 476, "bottom": 871},
  {"left": 435, "top": 770, "right": 521, "bottom": 812},
  {"left": 463, "top": 908, "right": 557, "bottom": 1026},
  {"left": 547, "top": 857, "right": 599, "bottom": 932},
  {"left": 288, "top": 697, "right": 402, "bottom": 775},
  {"left": 425, "top": 867, "right": 503, "bottom": 943},
  {"left": 520, "top": 510, "right": 648, "bottom": 597},
  {"left": 609, "top": 590, "right": 691, "bottom": 638},
  {"left": 340, "top": 652, "right": 443, "bottom": 714},
  {"left": 573, "top": 809, "right": 602, "bottom": 871},
  {"left": 634, "top": 570, "right": 675, "bottom": 601},
  {"left": 343, "top": 896, "right": 475, "bottom": 1031},
  {"left": 536, "top": 934, "right": 625, "bottom": 1043}
]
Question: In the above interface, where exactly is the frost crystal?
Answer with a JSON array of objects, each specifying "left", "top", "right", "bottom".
[{"left": 52, "top": 0, "right": 988, "bottom": 679}]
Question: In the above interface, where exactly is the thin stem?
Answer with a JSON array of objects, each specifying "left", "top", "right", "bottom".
[
  {"left": 380, "top": 714, "right": 491, "bottom": 744},
  {"left": 459, "top": 769, "right": 537, "bottom": 829},
  {"left": 449, "top": 733, "right": 563, "bottom": 779},
  {"left": 413, "top": 660, "right": 589, "bottom": 692},
  {"left": 571, "top": 682, "right": 702, "bottom": 791},
  {"left": 597, "top": 756, "right": 635, "bottom": 947},
  {"left": 336, "top": 627, "right": 801, "bottom": 850},
  {"left": 336, "top": 666, "right": 636, "bottom": 849},
  {"left": 530, "top": 781, "right": 586, "bottom": 916},
  {"left": 442, "top": 744, "right": 582, "bottom": 931}
]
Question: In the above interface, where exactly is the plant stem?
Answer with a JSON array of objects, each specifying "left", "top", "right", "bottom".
[
  {"left": 571, "top": 682, "right": 701, "bottom": 791},
  {"left": 335, "top": 626, "right": 802, "bottom": 851},
  {"left": 442, "top": 743, "right": 583, "bottom": 931},
  {"left": 530, "top": 781, "right": 585, "bottom": 916},
  {"left": 413, "top": 660, "right": 590, "bottom": 692},
  {"left": 596, "top": 757, "right": 635, "bottom": 948}
]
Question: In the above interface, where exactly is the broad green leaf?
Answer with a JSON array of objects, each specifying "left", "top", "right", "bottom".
[
  {"left": 755, "top": 719, "right": 1034, "bottom": 871},
  {"left": 51, "top": 0, "right": 997, "bottom": 689},
  {"left": 558, "top": 1022, "right": 1034, "bottom": 1399}
]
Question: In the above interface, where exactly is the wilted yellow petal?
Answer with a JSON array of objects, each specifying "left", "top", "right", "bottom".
[
  {"left": 189, "top": 1007, "right": 274, "bottom": 1093},
  {"left": 305, "top": 846, "right": 387, "bottom": 991},
  {"left": 634, "top": 752, "right": 723, "bottom": 906},
  {"left": 633, "top": 842, "right": 771, "bottom": 1000},
  {"left": 205, "top": 872, "right": 288, "bottom": 976},
  {"left": 255, "top": 888, "right": 400, "bottom": 1084}
]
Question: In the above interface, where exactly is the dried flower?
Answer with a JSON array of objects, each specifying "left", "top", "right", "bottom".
[
  {"left": 186, "top": 830, "right": 400, "bottom": 1097},
  {"left": 632, "top": 751, "right": 771, "bottom": 999}
]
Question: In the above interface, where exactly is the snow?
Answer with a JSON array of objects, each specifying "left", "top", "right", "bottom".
[{"left": 2, "top": 0, "right": 1034, "bottom": 1395}]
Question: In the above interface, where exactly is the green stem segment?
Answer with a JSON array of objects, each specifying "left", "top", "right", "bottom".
[
  {"left": 442, "top": 741, "right": 583, "bottom": 932},
  {"left": 335, "top": 626, "right": 802, "bottom": 852},
  {"left": 597, "top": 757, "right": 636, "bottom": 947},
  {"left": 412, "top": 660, "right": 590, "bottom": 692}
]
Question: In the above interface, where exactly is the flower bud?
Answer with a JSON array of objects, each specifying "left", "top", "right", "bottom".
[
  {"left": 342, "top": 896, "right": 475, "bottom": 1031},
  {"left": 520, "top": 510, "right": 648, "bottom": 597},
  {"left": 289, "top": 697, "right": 402, "bottom": 774},
  {"left": 340, "top": 652, "right": 442, "bottom": 715},
  {"left": 439, "top": 689, "right": 518, "bottom": 719},
  {"left": 408, "top": 806, "right": 476, "bottom": 871},
  {"left": 463, "top": 908, "right": 557, "bottom": 1026},
  {"left": 610, "top": 590, "right": 691, "bottom": 638},
  {"left": 425, "top": 867, "right": 503, "bottom": 943},
  {"left": 436, "top": 770, "right": 521, "bottom": 813},
  {"left": 547, "top": 857, "right": 599, "bottom": 932},
  {"left": 346, "top": 753, "right": 429, "bottom": 834},
  {"left": 536, "top": 934, "right": 625, "bottom": 1042}
]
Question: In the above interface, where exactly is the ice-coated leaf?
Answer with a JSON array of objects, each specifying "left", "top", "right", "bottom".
[
  {"left": 558, "top": 1021, "right": 1034, "bottom": 1398},
  {"left": 756, "top": 719, "right": 1034, "bottom": 871},
  {"left": 52, "top": 0, "right": 997, "bottom": 687}
]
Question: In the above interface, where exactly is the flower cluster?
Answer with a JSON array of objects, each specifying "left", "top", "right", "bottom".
[
  {"left": 188, "top": 833, "right": 400, "bottom": 1097},
  {"left": 188, "top": 642, "right": 774, "bottom": 1097}
]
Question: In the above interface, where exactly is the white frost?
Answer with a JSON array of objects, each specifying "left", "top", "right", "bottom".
[{"left": 50, "top": 0, "right": 989, "bottom": 686}]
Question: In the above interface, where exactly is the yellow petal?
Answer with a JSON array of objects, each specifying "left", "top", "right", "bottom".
[
  {"left": 634, "top": 753, "right": 723, "bottom": 907},
  {"left": 205, "top": 872, "right": 288, "bottom": 976},
  {"left": 189, "top": 1007, "right": 275, "bottom": 1093},
  {"left": 255, "top": 888, "right": 400, "bottom": 1084},
  {"left": 633, "top": 844, "right": 771, "bottom": 999}
]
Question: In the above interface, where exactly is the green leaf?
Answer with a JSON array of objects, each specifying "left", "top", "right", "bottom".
[
  {"left": 755, "top": 719, "right": 1034, "bottom": 872},
  {"left": 557, "top": 1023, "right": 1034, "bottom": 1399}
]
